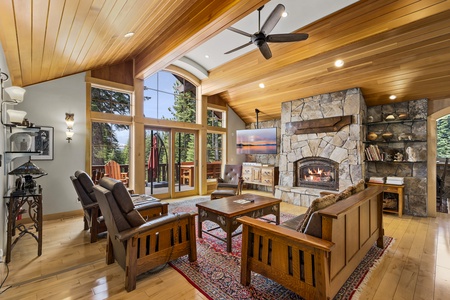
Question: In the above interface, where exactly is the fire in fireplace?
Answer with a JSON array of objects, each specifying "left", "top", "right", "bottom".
[{"left": 295, "top": 157, "right": 339, "bottom": 190}]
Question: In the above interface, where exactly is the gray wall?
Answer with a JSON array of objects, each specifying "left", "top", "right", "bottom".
[
  {"left": 15, "top": 73, "right": 87, "bottom": 215},
  {"left": 227, "top": 106, "right": 246, "bottom": 165}
]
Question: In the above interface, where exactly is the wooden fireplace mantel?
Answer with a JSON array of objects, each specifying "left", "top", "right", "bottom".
[{"left": 286, "top": 115, "right": 353, "bottom": 134}]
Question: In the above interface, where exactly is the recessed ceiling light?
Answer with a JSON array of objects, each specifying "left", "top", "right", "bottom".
[
  {"left": 205, "top": 54, "right": 210, "bottom": 59},
  {"left": 334, "top": 59, "right": 344, "bottom": 67},
  {"left": 282, "top": 12, "right": 288, "bottom": 18},
  {"left": 389, "top": 95, "right": 397, "bottom": 100},
  {"left": 124, "top": 32, "right": 134, "bottom": 38},
  {"left": 259, "top": 83, "right": 265, "bottom": 88}
]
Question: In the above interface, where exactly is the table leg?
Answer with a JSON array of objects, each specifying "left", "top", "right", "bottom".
[
  {"left": 197, "top": 209, "right": 203, "bottom": 238},
  {"left": 276, "top": 204, "right": 280, "bottom": 225},
  {"left": 226, "top": 218, "right": 232, "bottom": 252},
  {"left": 6, "top": 200, "right": 14, "bottom": 263},
  {"left": 37, "top": 195, "right": 43, "bottom": 256}
]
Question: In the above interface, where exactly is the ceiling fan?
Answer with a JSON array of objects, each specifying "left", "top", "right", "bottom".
[{"left": 224, "top": 4, "right": 309, "bottom": 60}]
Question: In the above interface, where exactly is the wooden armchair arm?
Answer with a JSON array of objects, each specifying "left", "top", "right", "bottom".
[
  {"left": 81, "top": 202, "right": 100, "bottom": 210},
  {"left": 116, "top": 212, "right": 197, "bottom": 242},
  {"left": 237, "top": 216, "right": 334, "bottom": 252}
]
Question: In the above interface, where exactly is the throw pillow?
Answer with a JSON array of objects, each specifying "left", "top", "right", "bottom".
[
  {"left": 353, "top": 179, "right": 366, "bottom": 194},
  {"left": 296, "top": 194, "right": 336, "bottom": 232},
  {"left": 336, "top": 186, "right": 353, "bottom": 201}
]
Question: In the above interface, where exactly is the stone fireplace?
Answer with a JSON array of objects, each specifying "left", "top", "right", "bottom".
[
  {"left": 295, "top": 157, "right": 339, "bottom": 191},
  {"left": 275, "top": 88, "right": 367, "bottom": 207}
]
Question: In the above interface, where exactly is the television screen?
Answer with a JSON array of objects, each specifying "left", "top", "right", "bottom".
[{"left": 236, "top": 128, "right": 277, "bottom": 154}]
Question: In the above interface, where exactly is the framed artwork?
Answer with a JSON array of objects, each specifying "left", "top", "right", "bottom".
[{"left": 31, "top": 126, "right": 54, "bottom": 160}]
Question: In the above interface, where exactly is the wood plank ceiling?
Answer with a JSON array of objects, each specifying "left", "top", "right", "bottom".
[{"left": 1, "top": 0, "right": 450, "bottom": 124}]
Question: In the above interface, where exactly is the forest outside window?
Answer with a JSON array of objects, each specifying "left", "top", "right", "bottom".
[
  {"left": 91, "top": 86, "right": 131, "bottom": 115},
  {"left": 144, "top": 71, "right": 197, "bottom": 123}
]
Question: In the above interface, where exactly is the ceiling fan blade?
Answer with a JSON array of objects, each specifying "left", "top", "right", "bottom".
[
  {"left": 260, "top": 4, "right": 285, "bottom": 34},
  {"left": 227, "top": 27, "right": 252, "bottom": 37},
  {"left": 259, "top": 42, "right": 272, "bottom": 59},
  {"left": 224, "top": 41, "right": 253, "bottom": 54},
  {"left": 266, "top": 33, "right": 309, "bottom": 43}
]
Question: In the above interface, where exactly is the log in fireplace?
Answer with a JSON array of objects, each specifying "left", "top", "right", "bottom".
[{"left": 295, "top": 157, "right": 339, "bottom": 191}]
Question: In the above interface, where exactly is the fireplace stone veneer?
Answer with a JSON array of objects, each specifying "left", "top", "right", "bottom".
[{"left": 275, "top": 88, "right": 367, "bottom": 207}]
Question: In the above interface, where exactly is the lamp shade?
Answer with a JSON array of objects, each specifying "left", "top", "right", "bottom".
[
  {"left": 4, "top": 86, "right": 26, "bottom": 103},
  {"left": 9, "top": 158, "right": 47, "bottom": 177},
  {"left": 65, "top": 113, "right": 74, "bottom": 129},
  {"left": 7, "top": 109, "right": 27, "bottom": 124}
]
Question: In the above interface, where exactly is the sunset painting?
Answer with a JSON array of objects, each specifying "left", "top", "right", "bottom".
[{"left": 236, "top": 128, "right": 277, "bottom": 154}]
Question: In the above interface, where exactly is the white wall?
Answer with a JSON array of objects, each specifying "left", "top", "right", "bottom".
[
  {"left": 227, "top": 106, "right": 246, "bottom": 165},
  {"left": 0, "top": 42, "right": 9, "bottom": 251},
  {"left": 12, "top": 73, "right": 86, "bottom": 215}
]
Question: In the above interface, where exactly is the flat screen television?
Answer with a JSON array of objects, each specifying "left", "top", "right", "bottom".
[{"left": 236, "top": 128, "right": 277, "bottom": 154}]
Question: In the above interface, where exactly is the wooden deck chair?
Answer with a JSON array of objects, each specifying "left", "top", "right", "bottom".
[{"left": 105, "top": 160, "right": 129, "bottom": 187}]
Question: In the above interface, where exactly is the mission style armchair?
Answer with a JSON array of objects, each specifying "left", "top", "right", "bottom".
[
  {"left": 70, "top": 170, "right": 107, "bottom": 243},
  {"left": 211, "top": 164, "right": 244, "bottom": 199},
  {"left": 71, "top": 170, "right": 166, "bottom": 243},
  {"left": 93, "top": 177, "right": 197, "bottom": 292}
]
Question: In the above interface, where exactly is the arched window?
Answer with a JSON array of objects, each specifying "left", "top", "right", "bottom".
[{"left": 144, "top": 71, "right": 197, "bottom": 123}]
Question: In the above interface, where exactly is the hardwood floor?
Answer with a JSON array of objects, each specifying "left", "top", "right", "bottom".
[{"left": 1, "top": 190, "right": 449, "bottom": 299}]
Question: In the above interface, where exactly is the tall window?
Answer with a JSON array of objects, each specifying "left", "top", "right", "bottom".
[
  {"left": 207, "top": 109, "right": 224, "bottom": 127},
  {"left": 90, "top": 86, "right": 132, "bottom": 169},
  {"left": 144, "top": 71, "right": 197, "bottom": 123},
  {"left": 207, "top": 133, "right": 223, "bottom": 162},
  {"left": 91, "top": 87, "right": 131, "bottom": 115},
  {"left": 92, "top": 122, "right": 130, "bottom": 166}
]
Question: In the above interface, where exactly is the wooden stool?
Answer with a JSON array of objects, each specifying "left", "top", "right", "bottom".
[{"left": 210, "top": 189, "right": 236, "bottom": 200}]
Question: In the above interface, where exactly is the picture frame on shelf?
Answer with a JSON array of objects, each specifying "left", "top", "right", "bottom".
[{"left": 31, "top": 126, "right": 54, "bottom": 160}]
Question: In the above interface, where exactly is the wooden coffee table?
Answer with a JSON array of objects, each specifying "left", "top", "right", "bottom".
[{"left": 196, "top": 194, "right": 281, "bottom": 252}]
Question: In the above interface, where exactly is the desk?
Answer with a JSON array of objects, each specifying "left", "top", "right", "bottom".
[{"left": 4, "top": 188, "right": 43, "bottom": 263}]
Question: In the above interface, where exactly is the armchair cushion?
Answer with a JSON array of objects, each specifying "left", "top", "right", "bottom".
[
  {"left": 74, "top": 170, "right": 96, "bottom": 203},
  {"left": 98, "top": 177, "right": 146, "bottom": 230},
  {"left": 296, "top": 193, "right": 336, "bottom": 232},
  {"left": 353, "top": 179, "right": 366, "bottom": 194}
]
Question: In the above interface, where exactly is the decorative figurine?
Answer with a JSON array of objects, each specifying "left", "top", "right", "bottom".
[{"left": 394, "top": 152, "right": 403, "bottom": 162}]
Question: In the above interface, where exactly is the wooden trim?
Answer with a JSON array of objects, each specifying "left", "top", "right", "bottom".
[
  {"left": 19, "top": 209, "right": 84, "bottom": 223},
  {"left": 85, "top": 76, "right": 134, "bottom": 92},
  {"left": 165, "top": 65, "right": 201, "bottom": 86},
  {"left": 286, "top": 116, "right": 353, "bottom": 134}
]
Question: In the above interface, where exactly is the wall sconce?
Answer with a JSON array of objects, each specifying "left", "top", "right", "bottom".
[{"left": 65, "top": 113, "right": 74, "bottom": 143}]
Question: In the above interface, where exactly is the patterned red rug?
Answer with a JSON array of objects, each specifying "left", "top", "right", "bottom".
[{"left": 169, "top": 197, "right": 392, "bottom": 300}]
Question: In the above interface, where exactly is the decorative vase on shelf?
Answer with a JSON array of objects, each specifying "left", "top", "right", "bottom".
[
  {"left": 382, "top": 132, "right": 394, "bottom": 141},
  {"left": 398, "top": 113, "right": 408, "bottom": 120},
  {"left": 385, "top": 114, "right": 396, "bottom": 121},
  {"left": 367, "top": 132, "right": 378, "bottom": 141}
]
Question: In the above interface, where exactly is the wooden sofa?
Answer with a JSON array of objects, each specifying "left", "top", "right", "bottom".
[{"left": 238, "top": 184, "right": 384, "bottom": 300}]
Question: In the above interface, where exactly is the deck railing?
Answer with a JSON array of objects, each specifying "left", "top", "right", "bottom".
[{"left": 91, "top": 161, "right": 222, "bottom": 184}]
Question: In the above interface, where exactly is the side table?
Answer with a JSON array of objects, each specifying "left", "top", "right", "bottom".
[
  {"left": 4, "top": 187, "right": 43, "bottom": 263},
  {"left": 366, "top": 182, "right": 404, "bottom": 217}
]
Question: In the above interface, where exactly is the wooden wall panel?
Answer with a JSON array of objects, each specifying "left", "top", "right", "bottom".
[
  {"left": 91, "top": 60, "right": 134, "bottom": 86},
  {"left": 359, "top": 202, "right": 370, "bottom": 247}
]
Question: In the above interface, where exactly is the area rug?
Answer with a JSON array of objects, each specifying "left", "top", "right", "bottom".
[{"left": 169, "top": 198, "right": 393, "bottom": 300}]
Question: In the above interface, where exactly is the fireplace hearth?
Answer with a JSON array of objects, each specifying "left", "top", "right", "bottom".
[{"left": 295, "top": 157, "right": 339, "bottom": 191}]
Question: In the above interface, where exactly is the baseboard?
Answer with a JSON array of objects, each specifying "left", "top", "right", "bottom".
[{"left": 18, "top": 209, "right": 84, "bottom": 224}]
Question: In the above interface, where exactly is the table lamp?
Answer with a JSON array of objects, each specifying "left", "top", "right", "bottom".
[{"left": 9, "top": 157, "right": 47, "bottom": 194}]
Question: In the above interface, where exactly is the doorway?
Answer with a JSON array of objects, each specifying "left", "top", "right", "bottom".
[{"left": 145, "top": 128, "right": 198, "bottom": 198}]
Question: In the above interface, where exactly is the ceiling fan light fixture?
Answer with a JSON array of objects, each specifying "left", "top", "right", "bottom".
[
  {"left": 334, "top": 59, "right": 344, "bottom": 67},
  {"left": 259, "top": 83, "right": 265, "bottom": 88},
  {"left": 389, "top": 95, "right": 397, "bottom": 100}
]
